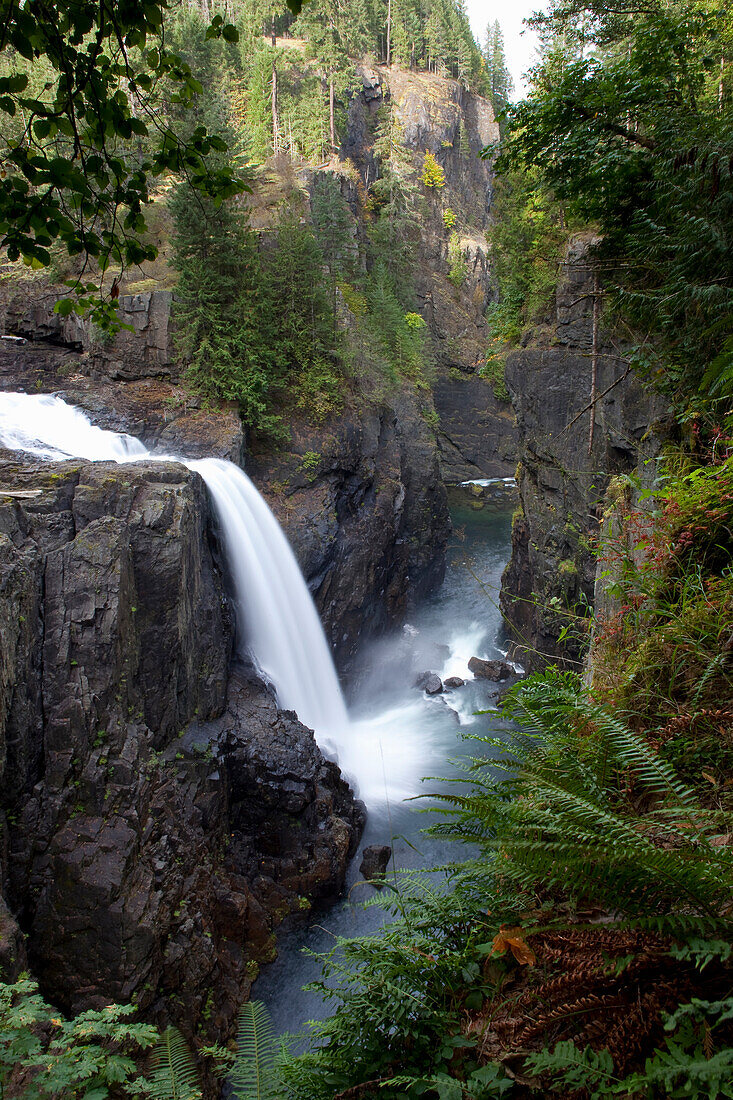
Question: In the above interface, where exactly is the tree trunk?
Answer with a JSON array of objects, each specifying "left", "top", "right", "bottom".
[
  {"left": 588, "top": 272, "right": 600, "bottom": 458},
  {"left": 329, "top": 74, "right": 336, "bottom": 156},
  {"left": 272, "top": 60, "right": 280, "bottom": 156},
  {"left": 386, "top": 0, "right": 391, "bottom": 65}
]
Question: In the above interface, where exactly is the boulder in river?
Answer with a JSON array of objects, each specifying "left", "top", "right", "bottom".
[
  {"left": 468, "top": 656, "right": 513, "bottom": 681},
  {"left": 425, "top": 674, "right": 444, "bottom": 695},
  {"left": 359, "top": 844, "right": 392, "bottom": 884},
  {"left": 444, "top": 676, "right": 465, "bottom": 689},
  {"left": 414, "top": 670, "right": 434, "bottom": 689}
]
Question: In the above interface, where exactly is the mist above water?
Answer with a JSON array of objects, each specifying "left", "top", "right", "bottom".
[{"left": 0, "top": 391, "right": 515, "bottom": 809}]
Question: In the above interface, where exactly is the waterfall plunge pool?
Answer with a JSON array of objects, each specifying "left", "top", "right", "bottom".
[
  {"left": 0, "top": 391, "right": 519, "bottom": 1042},
  {"left": 253, "top": 482, "right": 519, "bottom": 1043}
]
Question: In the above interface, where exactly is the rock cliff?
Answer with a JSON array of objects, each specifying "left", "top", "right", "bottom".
[
  {"left": 0, "top": 62, "right": 520, "bottom": 657},
  {"left": 250, "top": 386, "right": 448, "bottom": 668},
  {"left": 0, "top": 457, "right": 363, "bottom": 1038},
  {"left": 344, "top": 65, "right": 517, "bottom": 483},
  {"left": 500, "top": 239, "right": 666, "bottom": 670}
]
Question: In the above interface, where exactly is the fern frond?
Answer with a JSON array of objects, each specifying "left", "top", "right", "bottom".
[
  {"left": 147, "top": 1027, "right": 201, "bottom": 1100},
  {"left": 230, "top": 1001, "right": 279, "bottom": 1100}
]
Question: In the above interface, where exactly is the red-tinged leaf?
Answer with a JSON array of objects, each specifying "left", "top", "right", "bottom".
[{"left": 491, "top": 926, "right": 536, "bottom": 967}]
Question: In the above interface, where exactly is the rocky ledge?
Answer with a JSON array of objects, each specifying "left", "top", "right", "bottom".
[{"left": 0, "top": 456, "right": 363, "bottom": 1041}]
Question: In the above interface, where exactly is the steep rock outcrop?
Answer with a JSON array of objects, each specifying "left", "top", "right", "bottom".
[
  {"left": 1, "top": 286, "right": 175, "bottom": 381},
  {"left": 344, "top": 66, "right": 517, "bottom": 482},
  {"left": 500, "top": 240, "right": 665, "bottom": 670},
  {"left": 0, "top": 457, "right": 363, "bottom": 1035},
  {"left": 250, "top": 386, "right": 449, "bottom": 668},
  {"left": 0, "top": 340, "right": 245, "bottom": 464}
]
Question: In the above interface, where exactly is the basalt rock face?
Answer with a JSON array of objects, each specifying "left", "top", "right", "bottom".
[
  {"left": 500, "top": 239, "right": 666, "bottom": 671},
  {"left": 0, "top": 457, "right": 363, "bottom": 1036},
  {"left": 0, "top": 340, "right": 245, "bottom": 464},
  {"left": 344, "top": 66, "right": 517, "bottom": 483},
  {"left": 250, "top": 386, "right": 450, "bottom": 669},
  {"left": 1, "top": 285, "right": 176, "bottom": 381}
]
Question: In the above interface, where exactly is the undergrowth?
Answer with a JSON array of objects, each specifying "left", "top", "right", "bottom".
[{"left": 280, "top": 438, "right": 733, "bottom": 1099}]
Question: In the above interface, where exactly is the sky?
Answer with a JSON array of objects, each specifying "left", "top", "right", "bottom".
[{"left": 465, "top": 0, "right": 545, "bottom": 98}]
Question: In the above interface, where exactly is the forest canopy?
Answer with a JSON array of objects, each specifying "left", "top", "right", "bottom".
[{"left": 491, "top": 0, "right": 733, "bottom": 414}]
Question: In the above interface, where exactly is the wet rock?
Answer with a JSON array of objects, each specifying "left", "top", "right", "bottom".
[
  {"left": 413, "top": 670, "right": 434, "bottom": 690},
  {"left": 252, "top": 390, "right": 450, "bottom": 671},
  {"left": 0, "top": 343, "right": 245, "bottom": 465},
  {"left": 425, "top": 674, "right": 444, "bottom": 695},
  {"left": 444, "top": 676, "right": 465, "bottom": 689},
  {"left": 0, "top": 893, "right": 26, "bottom": 980},
  {"left": 0, "top": 457, "right": 363, "bottom": 1047},
  {"left": 468, "top": 657, "right": 513, "bottom": 681},
  {"left": 359, "top": 844, "right": 392, "bottom": 884},
  {"left": 1, "top": 287, "right": 175, "bottom": 380}
]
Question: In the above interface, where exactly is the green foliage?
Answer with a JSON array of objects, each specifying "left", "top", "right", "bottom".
[
  {"left": 170, "top": 182, "right": 284, "bottom": 437},
  {"left": 364, "top": 263, "right": 430, "bottom": 380},
  {"left": 497, "top": 0, "right": 733, "bottom": 412},
  {"left": 447, "top": 232, "right": 468, "bottom": 288},
  {"left": 230, "top": 1001, "right": 279, "bottom": 1100},
  {"left": 433, "top": 668, "right": 733, "bottom": 937},
  {"left": 524, "top": 1041, "right": 616, "bottom": 1099},
  {"left": 281, "top": 863, "right": 509, "bottom": 1100},
  {"left": 481, "top": 21, "right": 513, "bottom": 119},
  {"left": 0, "top": 0, "right": 245, "bottom": 323},
  {"left": 485, "top": 168, "right": 569, "bottom": 345},
  {"left": 0, "top": 976, "right": 158, "bottom": 1099},
  {"left": 171, "top": 185, "right": 341, "bottom": 433},
  {"left": 265, "top": 214, "right": 342, "bottom": 421},
  {"left": 526, "top": 991, "right": 733, "bottom": 1099},
  {"left": 478, "top": 355, "right": 510, "bottom": 402},
  {"left": 420, "top": 152, "right": 446, "bottom": 190},
  {"left": 594, "top": 450, "right": 733, "bottom": 785},
  {"left": 442, "top": 207, "right": 457, "bottom": 229},
  {"left": 144, "top": 1027, "right": 201, "bottom": 1100},
  {"left": 282, "top": 654, "right": 732, "bottom": 1098}
]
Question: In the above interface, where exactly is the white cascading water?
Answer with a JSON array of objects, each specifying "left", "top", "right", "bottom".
[
  {"left": 185, "top": 456, "right": 349, "bottom": 753},
  {"left": 0, "top": 392, "right": 347, "bottom": 747}
]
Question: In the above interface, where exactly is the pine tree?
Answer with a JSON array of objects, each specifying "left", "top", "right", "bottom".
[
  {"left": 170, "top": 182, "right": 283, "bottom": 435},
  {"left": 483, "top": 20, "right": 513, "bottom": 112}
]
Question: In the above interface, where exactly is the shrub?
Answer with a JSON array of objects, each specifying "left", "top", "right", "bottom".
[{"left": 420, "top": 151, "right": 446, "bottom": 189}]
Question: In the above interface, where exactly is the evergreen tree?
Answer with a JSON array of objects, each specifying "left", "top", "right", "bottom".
[
  {"left": 425, "top": 7, "right": 448, "bottom": 74},
  {"left": 483, "top": 20, "right": 513, "bottom": 112},
  {"left": 500, "top": 0, "right": 733, "bottom": 406},
  {"left": 170, "top": 182, "right": 284, "bottom": 435},
  {"left": 295, "top": 0, "right": 352, "bottom": 154},
  {"left": 310, "top": 174, "right": 358, "bottom": 326},
  {"left": 263, "top": 214, "right": 336, "bottom": 381}
]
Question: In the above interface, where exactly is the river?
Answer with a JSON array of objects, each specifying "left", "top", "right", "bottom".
[{"left": 253, "top": 480, "right": 518, "bottom": 1044}]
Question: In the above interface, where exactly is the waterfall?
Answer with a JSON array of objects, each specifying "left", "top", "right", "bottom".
[
  {"left": 186, "top": 457, "right": 349, "bottom": 750},
  {"left": 0, "top": 392, "right": 348, "bottom": 758}
]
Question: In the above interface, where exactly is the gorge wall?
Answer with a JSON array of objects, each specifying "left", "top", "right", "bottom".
[
  {"left": 500, "top": 239, "right": 666, "bottom": 670},
  {"left": 344, "top": 64, "right": 517, "bottom": 484},
  {"left": 0, "top": 61, "right": 519, "bottom": 1035},
  {"left": 0, "top": 454, "right": 363, "bottom": 1036},
  {"left": 0, "top": 61, "right": 518, "bottom": 665}
]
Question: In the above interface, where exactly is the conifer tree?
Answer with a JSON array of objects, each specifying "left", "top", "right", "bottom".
[
  {"left": 170, "top": 182, "right": 283, "bottom": 434},
  {"left": 483, "top": 20, "right": 513, "bottom": 112},
  {"left": 310, "top": 174, "right": 357, "bottom": 328}
]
